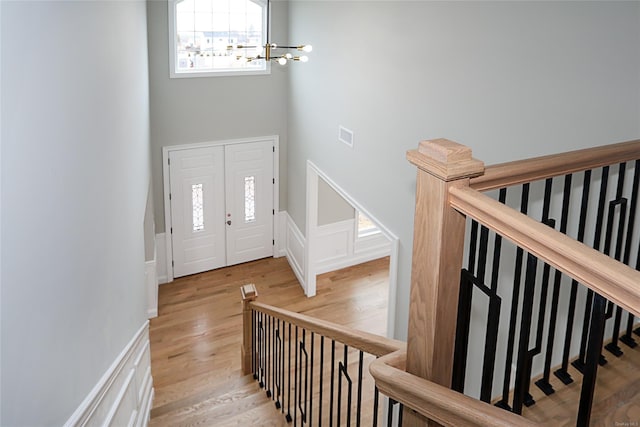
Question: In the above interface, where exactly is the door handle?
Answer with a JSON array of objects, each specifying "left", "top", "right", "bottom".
[{"left": 227, "top": 220, "right": 232, "bottom": 226}]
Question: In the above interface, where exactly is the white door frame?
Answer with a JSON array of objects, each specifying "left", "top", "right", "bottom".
[
  {"left": 305, "top": 160, "right": 399, "bottom": 339},
  {"left": 162, "top": 135, "right": 280, "bottom": 283}
]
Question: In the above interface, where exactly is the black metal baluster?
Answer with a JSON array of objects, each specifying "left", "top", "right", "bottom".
[
  {"left": 298, "top": 330, "right": 308, "bottom": 424},
  {"left": 319, "top": 337, "right": 324, "bottom": 426},
  {"left": 575, "top": 166, "right": 610, "bottom": 372},
  {"left": 480, "top": 285, "right": 502, "bottom": 403},
  {"left": 556, "top": 171, "right": 591, "bottom": 383},
  {"left": 452, "top": 219, "right": 483, "bottom": 393},
  {"left": 287, "top": 323, "right": 293, "bottom": 422},
  {"left": 281, "top": 321, "right": 286, "bottom": 410},
  {"left": 513, "top": 254, "right": 538, "bottom": 414},
  {"left": 621, "top": 160, "right": 640, "bottom": 348},
  {"left": 489, "top": 190, "right": 507, "bottom": 295},
  {"left": 275, "top": 320, "right": 282, "bottom": 409},
  {"left": 329, "top": 340, "right": 335, "bottom": 427},
  {"left": 524, "top": 180, "right": 555, "bottom": 401},
  {"left": 577, "top": 293, "right": 607, "bottom": 426},
  {"left": 478, "top": 188, "right": 506, "bottom": 403},
  {"left": 309, "top": 333, "right": 314, "bottom": 427},
  {"left": 477, "top": 225, "right": 490, "bottom": 282},
  {"left": 604, "top": 163, "right": 628, "bottom": 357},
  {"left": 356, "top": 351, "right": 364, "bottom": 427},
  {"left": 271, "top": 316, "right": 276, "bottom": 401},
  {"left": 294, "top": 326, "right": 299, "bottom": 426},
  {"left": 452, "top": 271, "right": 473, "bottom": 393},
  {"left": 538, "top": 175, "right": 572, "bottom": 394},
  {"left": 259, "top": 312, "right": 265, "bottom": 388},
  {"left": 252, "top": 309, "right": 257, "bottom": 379},
  {"left": 267, "top": 315, "right": 272, "bottom": 398},
  {"left": 386, "top": 399, "right": 395, "bottom": 427},
  {"left": 497, "top": 183, "right": 530, "bottom": 410},
  {"left": 337, "top": 345, "right": 352, "bottom": 427},
  {"left": 337, "top": 345, "right": 344, "bottom": 427},
  {"left": 520, "top": 180, "right": 556, "bottom": 403},
  {"left": 372, "top": 387, "right": 379, "bottom": 427},
  {"left": 468, "top": 220, "right": 479, "bottom": 275}
]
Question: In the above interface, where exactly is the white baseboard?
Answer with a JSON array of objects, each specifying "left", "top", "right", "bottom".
[
  {"left": 155, "top": 233, "right": 168, "bottom": 284},
  {"left": 64, "top": 322, "right": 153, "bottom": 427}
]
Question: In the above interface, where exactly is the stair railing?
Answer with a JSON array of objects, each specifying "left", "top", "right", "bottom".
[
  {"left": 378, "top": 138, "right": 640, "bottom": 426},
  {"left": 241, "top": 283, "right": 406, "bottom": 426}
]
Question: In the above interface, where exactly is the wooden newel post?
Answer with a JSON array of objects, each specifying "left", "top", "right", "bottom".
[
  {"left": 404, "top": 139, "right": 484, "bottom": 426},
  {"left": 241, "top": 283, "right": 258, "bottom": 375}
]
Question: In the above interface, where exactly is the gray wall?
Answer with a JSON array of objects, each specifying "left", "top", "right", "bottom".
[
  {"left": 318, "top": 177, "right": 355, "bottom": 226},
  {"left": 147, "top": 0, "right": 290, "bottom": 232},
  {"left": 1, "top": 1, "right": 151, "bottom": 424},
  {"left": 287, "top": 1, "right": 640, "bottom": 339}
]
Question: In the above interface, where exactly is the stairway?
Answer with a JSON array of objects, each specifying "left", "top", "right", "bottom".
[
  {"left": 149, "top": 373, "right": 288, "bottom": 426},
  {"left": 148, "top": 256, "right": 390, "bottom": 426}
]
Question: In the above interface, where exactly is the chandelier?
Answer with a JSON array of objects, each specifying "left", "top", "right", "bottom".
[
  {"left": 231, "top": 43, "right": 312, "bottom": 65},
  {"left": 227, "top": 0, "right": 312, "bottom": 66}
]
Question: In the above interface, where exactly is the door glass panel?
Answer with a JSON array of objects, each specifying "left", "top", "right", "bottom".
[
  {"left": 244, "top": 176, "right": 256, "bottom": 223},
  {"left": 192, "top": 183, "right": 204, "bottom": 231}
]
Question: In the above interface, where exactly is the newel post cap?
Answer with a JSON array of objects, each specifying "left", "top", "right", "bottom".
[
  {"left": 241, "top": 283, "right": 258, "bottom": 301},
  {"left": 407, "top": 138, "right": 485, "bottom": 181}
]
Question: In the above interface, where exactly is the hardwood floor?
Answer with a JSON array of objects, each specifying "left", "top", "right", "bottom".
[
  {"left": 521, "top": 340, "right": 640, "bottom": 426},
  {"left": 149, "top": 256, "right": 389, "bottom": 426}
]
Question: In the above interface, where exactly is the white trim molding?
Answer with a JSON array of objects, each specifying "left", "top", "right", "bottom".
[
  {"left": 305, "top": 161, "right": 399, "bottom": 338},
  {"left": 64, "top": 322, "right": 153, "bottom": 427}
]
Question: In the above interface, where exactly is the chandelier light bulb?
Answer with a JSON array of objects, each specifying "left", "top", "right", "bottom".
[
  {"left": 278, "top": 57, "right": 288, "bottom": 65},
  {"left": 301, "top": 45, "right": 313, "bottom": 52},
  {"left": 299, "top": 55, "right": 309, "bottom": 63},
  {"left": 285, "top": 53, "right": 293, "bottom": 59}
]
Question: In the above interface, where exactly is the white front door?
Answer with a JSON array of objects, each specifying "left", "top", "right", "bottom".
[
  {"left": 168, "top": 140, "right": 274, "bottom": 278},
  {"left": 169, "top": 146, "right": 227, "bottom": 277},
  {"left": 224, "top": 140, "right": 274, "bottom": 266}
]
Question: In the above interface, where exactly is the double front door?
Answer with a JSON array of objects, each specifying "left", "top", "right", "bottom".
[{"left": 169, "top": 140, "right": 274, "bottom": 278}]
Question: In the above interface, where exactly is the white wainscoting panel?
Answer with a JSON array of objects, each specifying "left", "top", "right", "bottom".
[
  {"left": 155, "top": 233, "right": 168, "bottom": 284},
  {"left": 64, "top": 322, "right": 153, "bottom": 427},
  {"left": 145, "top": 259, "right": 158, "bottom": 319},
  {"left": 276, "top": 211, "right": 288, "bottom": 258},
  {"left": 284, "top": 212, "right": 306, "bottom": 291},
  {"left": 315, "top": 219, "right": 391, "bottom": 275},
  {"left": 315, "top": 219, "right": 354, "bottom": 274},
  {"left": 284, "top": 212, "right": 391, "bottom": 291}
]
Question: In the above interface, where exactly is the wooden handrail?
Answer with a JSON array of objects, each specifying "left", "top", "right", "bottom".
[
  {"left": 249, "top": 301, "right": 405, "bottom": 357},
  {"left": 470, "top": 139, "right": 640, "bottom": 191},
  {"left": 369, "top": 350, "right": 540, "bottom": 427},
  {"left": 246, "top": 292, "right": 539, "bottom": 426},
  {"left": 449, "top": 185, "right": 640, "bottom": 318}
]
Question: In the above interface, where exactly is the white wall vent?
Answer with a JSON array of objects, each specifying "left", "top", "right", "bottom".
[{"left": 338, "top": 125, "right": 354, "bottom": 148}]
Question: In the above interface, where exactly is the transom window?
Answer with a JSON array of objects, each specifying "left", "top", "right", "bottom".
[{"left": 169, "top": 0, "right": 268, "bottom": 77}]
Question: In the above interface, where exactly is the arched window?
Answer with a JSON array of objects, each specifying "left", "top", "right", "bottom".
[{"left": 169, "top": 0, "right": 268, "bottom": 77}]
